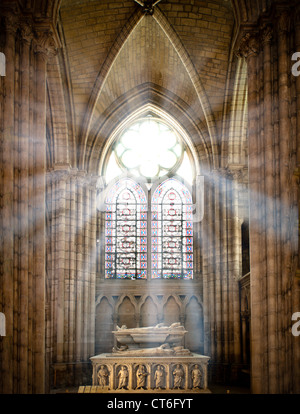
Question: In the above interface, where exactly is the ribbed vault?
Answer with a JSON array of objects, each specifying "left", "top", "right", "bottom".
[{"left": 58, "top": 0, "right": 236, "bottom": 173}]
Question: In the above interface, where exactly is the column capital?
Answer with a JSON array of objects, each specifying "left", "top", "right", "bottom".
[
  {"left": 276, "top": 9, "right": 290, "bottom": 34},
  {"left": 294, "top": 166, "right": 300, "bottom": 186},
  {"left": 47, "top": 163, "right": 73, "bottom": 183},
  {"left": 33, "top": 29, "right": 58, "bottom": 61},
  {"left": 235, "top": 31, "right": 260, "bottom": 59},
  {"left": 294, "top": 4, "right": 300, "bottom": 26},
  {"left": 76, "top": 170, "right": 88, "bottom": 186},
  {"left": 227, "top": 164, "right": 248, "bottom": 183},
  {"left": 20, "top": 19, "right": 34, "bottom": 45},
  {"left": 260, "top": 24, "right": 273, "bottom": 46},
  {"left": 3, "top": 12, "right": 19, "bottom": 36}
]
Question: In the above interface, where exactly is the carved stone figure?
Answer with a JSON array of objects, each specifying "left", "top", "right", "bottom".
[
  {"left": 154, "top": 365, "right": 165, "bottom": 389},
  {"left": 117, "top": 365, "right": 128, "bottom": 389},
  {"left": 136, "top": 365, "right": 148, "bottom": 389},
  {"left": 112, "top": 343, "right": 191, "bottom": 357},
  {"left": 97, "top": 365, "right": 108, "bottom": 388},
  {"left": 173, "top": 364, "right": 184, "bottom": 389},
  {"left": 191, "top": 365, "right": 202, "bottom": 389},
  {"left": 113, "top": 322, "right": 187, "bottom": 350}
]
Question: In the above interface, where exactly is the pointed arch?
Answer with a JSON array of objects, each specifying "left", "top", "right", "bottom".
[
  {"left": 91, "top": 86, "right": 207, "bottom": 176},
  {"left": 81, "top": 7, "right": 218, "bottom": 171},
  {"left": 222, "top": 56, "right": 248, "bottom": 166},
  {"left": 151, "top": 178, "right": 193, "bottom": 279},
  {"left": 105, "top": 177, "right": 148, "bottom": 279},
  {"left": 79, "top": 8, "right": 144, "bottom": 167},
  {"left": 153, "top": 7, "right": 218, "bottom": 167},
  {"left": 46, "top": 53, "right": 72, "bottom": 167},
  {"left": 98, "top": 100, "right": 201, "bottom": 180}
]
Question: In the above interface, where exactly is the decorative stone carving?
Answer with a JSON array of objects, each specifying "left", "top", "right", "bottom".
[
  {"left": 3, "top": 12, "right": 19, "bottom": 36},
  {"left": 97, "top": 365, "right": 109, "bottom": 388},
  {"left": 90, "top": 354, "right": 210, "bottom": 392},
  {"left": 135, "top": 364, "right": 148, "bottom": 389},
  {"left": 90, "top": 322, "right": 210, "bottom": 393},
  {"left": 154, "top": 364, "right": 165, "bottom": 389},
  {"left": 33, "top": 29, "right": 58, "bottom": 60},
  {"left": 277, "top": 10, "right": 290, "bottom": 34},
  {"left": 261, "top": 24, "right": 273, "bottom": 45},
  {"left": 172, "top": 364, "right": 184, "bottom": 389},
  {"left": 134, "top": 0, "right": 163, "bottom": 16},
  {"left": 191, "top": 364, "right": 202, "bottom": 389},
  {"left": 113, "top": 322, "right": 187, "bottom": 350},
  {"left": 117, "top": 365, "right": 129, "bottom": 390},
  {"left": 235, "top": 32, "right": 260, "bottom": 59},
  {"left": 19, "top": 20, "right": 33, "bottom": 45},
  {"left": 112, "top": 343, "right": 191, "bottom": 357}
]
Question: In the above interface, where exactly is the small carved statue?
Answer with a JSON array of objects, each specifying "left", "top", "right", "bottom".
[
  {"left": 136, "top": 364, "right": 148, "bottom": 389},
  {"left": 97, "top": 365, "right": 108, "bottom": 388},
  {"left": 191, "top": 365, "right": 202, "bottom": 389},
  {"left": 117, "top": 365, "right": 129, "bottom": 389},
  {"left": 173, "top": 364, "right": 184, "bottom": 389},
  {"left": 154, "top": 365, "right": 165, "bottom": 389}
]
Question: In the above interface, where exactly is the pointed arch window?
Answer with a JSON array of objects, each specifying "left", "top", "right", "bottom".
[
  {"left": 103, "top": 115, "right": 196, "bottom": 280},
  {"left": 105, "top": 178, "right": 147, "bottom": 279},
  {"left": 151, "top": 178, "right": 193, "bottom": 279}
]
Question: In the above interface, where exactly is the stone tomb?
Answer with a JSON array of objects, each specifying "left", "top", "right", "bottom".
[{"left": 89, "top": 323, "right": 210, "bottom": 393}]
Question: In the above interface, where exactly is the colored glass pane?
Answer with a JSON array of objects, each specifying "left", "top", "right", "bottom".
[
  {"left": 105, "top": 178, "right": 147, "bottom": 279},
  {"left": 151, "top": 178, "right": 193, "bottom": 279}
]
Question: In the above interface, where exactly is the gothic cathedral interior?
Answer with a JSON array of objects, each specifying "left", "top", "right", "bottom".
[{"left": 0, "top": 0, "right": 299, "bottom": 395}]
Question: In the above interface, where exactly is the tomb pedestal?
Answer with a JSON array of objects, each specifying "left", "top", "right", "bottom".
[{"left": 89, "top": 353, "right": 210, "bottom": 393}]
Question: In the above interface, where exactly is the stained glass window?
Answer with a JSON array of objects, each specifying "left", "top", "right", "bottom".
[
  {"left": 105, "top": 178, "right": 147, "bottom": 279},
  {"left": 151, "top": 178, "right": 193, "bottom": 279},
  {"left": 104, "top": 117, "right": 195, "bottom": 280}
]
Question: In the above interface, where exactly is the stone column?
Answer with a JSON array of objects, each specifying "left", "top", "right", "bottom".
[
  {"left": 276, "top": 11, "right": 295, "bottom": 393},
  {"left": 261, "top": 24, "right": 279, "bottom": 393},
  {"left": 1, "top": 12, "right": 18, "bottom": 394},
  {"left": 89, "top": 176, "right": 98, "bottom": 358},
  {"left": 228, "top": 167, "right": 243, "bottom": 367},
  {"left": 75, "top": 171, "right": 85, "bottom": 362},
  {"left": 18, "top": 20, "right": 33, "bottom": 394},
  {"left": 293, "top": 6, "right": 300, "bottom": 395},
  {"left": 237, "top": 30, "right": 262, "bottom": 393},
  {"left": 202, "top": 172, "right": 215, "bottom": 360},
  {"left": 83, "top": 178, "right": 90, "bottom": 361},
  {"left": 32, "top": 29, "right": 57, "bottom": 393},
  {"left": 235, "top": 3, "right": 299, "bottom": 392},
  {"left": 68, "top": 170, "right": 77, "bottom": 363},
  {"left": 52, "top": 168, "right": 69, "bottom": 363},
  {"left": 213, "top": 172, "right": 222, "bottom": 363}
]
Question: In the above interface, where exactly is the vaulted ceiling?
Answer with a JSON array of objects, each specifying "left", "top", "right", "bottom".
[{"left": 57, "top": 0, "right": 239, "bottom": 172}]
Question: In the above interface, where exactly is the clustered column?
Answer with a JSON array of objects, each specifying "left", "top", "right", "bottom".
[
  {"left": 236, "top": 4, "right": 299, "bottom": 394},
  {"left": 46, "top": 167, "right": 98, "bottom": 388},
  {"left": 202, "top": 167, "right": 243, "bottom": 382},
  {"left": 0, "top": 11, "right": 57, "bottom": 393}
]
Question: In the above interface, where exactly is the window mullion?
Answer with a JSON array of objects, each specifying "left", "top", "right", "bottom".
[
  {"left": 181, "top": 198, "right": 184, "bottom": 279},
  {"left": 135, "top": 198, "right": 138, "bottom": 279},
  {"left": 147, "top": 188, "right": 151, "bottom": 280}
]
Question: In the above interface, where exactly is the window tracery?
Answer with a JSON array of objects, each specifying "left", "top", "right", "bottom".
[{"left": 104, "top": 116, "right": 195, "bottom": 280}]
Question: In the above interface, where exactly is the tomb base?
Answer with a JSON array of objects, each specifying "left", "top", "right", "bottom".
[{"left": 89, "top": 353, "right": 210, "bottom": 393}]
